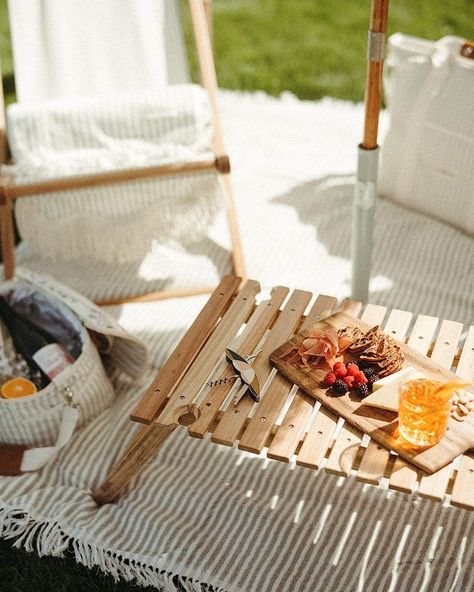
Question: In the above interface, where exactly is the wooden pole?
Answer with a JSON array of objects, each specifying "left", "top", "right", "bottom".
[
  {"left": 351, "top": 0, "right": 389, "bottom": 302},
  {"left": 362, "top": 0, "right": 389, "bottom": 149}
]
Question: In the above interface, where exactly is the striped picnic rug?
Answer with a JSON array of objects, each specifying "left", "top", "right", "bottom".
[{"left": 1, "top": 90, "right": 473, "bottom": 590}]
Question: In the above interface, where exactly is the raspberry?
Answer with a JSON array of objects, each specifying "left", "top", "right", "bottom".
[
  {"left": 323, "top": 372, "right": 337, "bottom": 386},
  {"left": 356, "top": 383, "right": 369, "bottom": 398},
  {"left": 343, "top": 375, "right": 355, "bottom": 388},
  {"left": 346, "top": 363, "right": 359, "bottom": 377},
  {"left": 333, "top": 361, "right": 345, "bottom": 371},
  {"left": 333, "top": 379, "right": 349, "bottom": 395},
  {"left": 354, "top": 371, "right": 368, "bottom": 385},
  {"left": 335, "top": 366, "right": 347, "bottom": 379}
]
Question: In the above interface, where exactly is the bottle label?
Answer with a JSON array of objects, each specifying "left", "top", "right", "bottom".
[{"left": 32, "top": 344, "right": 74, "bottom": 380}]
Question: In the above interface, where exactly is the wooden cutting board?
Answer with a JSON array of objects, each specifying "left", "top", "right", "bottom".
[{"left": 270, "top": 311, "right": 474, "bottom": 475}]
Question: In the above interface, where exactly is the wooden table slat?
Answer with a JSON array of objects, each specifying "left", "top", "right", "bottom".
[
  {"left": 211, "top": 289, "right": 312, "bottom": 446},
  {"left": 389, "top": 458, "right": 420, "bottom": 493},
  {"left": 356, "top": 440, "right": 391, "bottom": 485},
  {"left": 325, "top": 422, "right": 363, "bottom": 477},
  {"left": 450, "top": 454, "right": 474, "bottom": 510},
  {"left": 188, "top": 286, "right": 289, "bottom": 438},
  {"left": 456, "top": 326, "right": 474, "bottom": 381},
  {"left": 296, "top": 407, "right": 339, "bottom": 469},
  {"left": 339, "top": 298, "right": 363, "bottom": 317}
]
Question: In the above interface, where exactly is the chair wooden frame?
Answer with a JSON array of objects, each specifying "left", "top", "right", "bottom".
[{"left": 0, "top": 0, "right": 245, "bottom": 305}]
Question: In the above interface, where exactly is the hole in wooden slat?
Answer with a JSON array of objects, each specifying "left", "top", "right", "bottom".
[
  {"left": 260, "top": 416, "right": 266, "bottom": 422},
  {"left": 444, "top": 341, "right": 450, "bottom": 346}
]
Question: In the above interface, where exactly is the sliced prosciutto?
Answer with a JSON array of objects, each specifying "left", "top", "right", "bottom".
[{"left": 287, "top": 327, "right": 356, "bottom": 369}]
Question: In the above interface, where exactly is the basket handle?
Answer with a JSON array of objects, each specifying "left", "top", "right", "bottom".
[{"left": 0, "top": 405, "right": 79, "bottom": 476}]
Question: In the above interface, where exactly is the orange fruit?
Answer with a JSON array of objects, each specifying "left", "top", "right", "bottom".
[{"left": 1, "top": 377, "right": 38, "bottom": 399}]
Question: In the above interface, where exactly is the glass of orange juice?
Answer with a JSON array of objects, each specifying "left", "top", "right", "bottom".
[{"left": 398, "top": 379, "right": 464, "bottom": 447}]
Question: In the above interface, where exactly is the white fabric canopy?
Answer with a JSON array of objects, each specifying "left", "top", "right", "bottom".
[{"left": 8, "top": 0, "right": 190, "bottom": 104}]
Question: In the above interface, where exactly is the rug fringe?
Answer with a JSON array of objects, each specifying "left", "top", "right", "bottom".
[{"left": 0, "top": 503, "right": 224, "bottom": 591}]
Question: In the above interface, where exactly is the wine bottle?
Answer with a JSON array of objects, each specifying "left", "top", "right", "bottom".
[{"left": 0, "top": 297, "right": 73, "bottom": 388}]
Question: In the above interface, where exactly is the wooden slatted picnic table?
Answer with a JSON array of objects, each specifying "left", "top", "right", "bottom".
[{"left": 93, "top": 276, "right": 474, "bottom": 509}]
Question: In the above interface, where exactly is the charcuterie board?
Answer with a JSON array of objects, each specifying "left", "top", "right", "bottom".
[{"left": 270, "top": 311, "right": 474, "bottom": 475}]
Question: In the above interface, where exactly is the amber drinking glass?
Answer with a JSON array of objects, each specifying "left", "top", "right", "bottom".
[{"left": 398, "top": 379, "right": 458, "bottom": 447}]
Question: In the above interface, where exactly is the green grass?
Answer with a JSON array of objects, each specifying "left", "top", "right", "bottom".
[
  {"left": 0, "top": 538, "right": 160, "bottom": 592},
  {"left": 182, "top": 0, "right": 474, "bottom": 101},
  {"left": 0, "top": 1, "right": 473, "bottom": 589}
]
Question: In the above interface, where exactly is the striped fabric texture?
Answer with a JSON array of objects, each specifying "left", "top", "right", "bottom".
[
  {"left": 5, "top": 85, "right": 224, "bottom": 263},
  {"left": 1, "top": 91, "right": 473, "bottom": 591}
]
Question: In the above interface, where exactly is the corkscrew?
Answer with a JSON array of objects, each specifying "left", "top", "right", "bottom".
[
  {"left": 206, "top": 376, "right": 238, "bottom": 388},
  {"left": 206, "top": 348, "right": 262, "bottom": 405}
]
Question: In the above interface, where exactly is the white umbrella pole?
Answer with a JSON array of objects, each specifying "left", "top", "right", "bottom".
[{"left": 351, "top": 0, "right": 389, "bottom": 302}]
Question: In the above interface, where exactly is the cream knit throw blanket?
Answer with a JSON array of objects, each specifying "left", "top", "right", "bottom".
[{"left": 4, "top": 85, "right": 224, "bottom": 263}]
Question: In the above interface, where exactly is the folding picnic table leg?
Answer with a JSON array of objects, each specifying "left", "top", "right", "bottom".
[{"left": 92, "top": 405, "right": 199, "bottom": 505}]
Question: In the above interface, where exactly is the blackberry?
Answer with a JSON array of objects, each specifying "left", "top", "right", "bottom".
[
  {"left": 367, "top": 373, "right": 380, "bottom": 391},
  {"left": 333, "top": 379, "right": 349, "bottom": 396},
  {"left": 362, "top": 367, "right": 376, "bottom": 379},
  {"left": 356, "top": 383, "right": 369, "bottom": 398}
]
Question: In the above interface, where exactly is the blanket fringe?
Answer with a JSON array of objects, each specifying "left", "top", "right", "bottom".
[
  {"left": 15, "top": 175, "right": 224, "bottom": 264},
  {"left": 0, "top": 503, "right": 223, "bottom": 591}
]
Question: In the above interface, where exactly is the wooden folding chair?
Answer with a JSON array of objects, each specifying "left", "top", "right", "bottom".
[{"left": 0, "top": 0, "right": 245, "bottom": 305}]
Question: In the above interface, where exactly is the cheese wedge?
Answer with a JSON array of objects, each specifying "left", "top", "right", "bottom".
[
  {"left": 372, "top": 366, "right": 420, "bottom": 391},
  {"left": 364, "top": 368, "right": 425, "bottom": 412}
]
